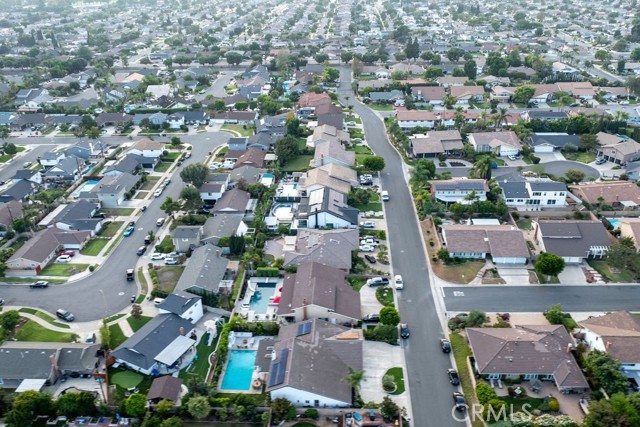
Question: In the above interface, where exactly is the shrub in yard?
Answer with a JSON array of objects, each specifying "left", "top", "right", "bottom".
[
  {"left": 476, "top": 382, "right": 498, "bottom": 405},
  {"left": 363, "top": 324, "right": 398, "bottom": 345},
  {"left": 303, "top": 408, "right": 319, "bottom": 419},
  {"left": 512, "top": 212, "right": 520, "bottom": 220},
  {"left": 382, "top": 374, "right": 396, "bottom": 392},
  {"left": 484, "top": 399, "right": 507, "bottom": 422},
  {"left": 256, "top": 267, "right": 279, "bottom": 277},
  {"left": 547, "top": 397, "right": 560, "bottom": 412}
]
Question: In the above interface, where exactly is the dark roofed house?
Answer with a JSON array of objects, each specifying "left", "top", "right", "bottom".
[
  {"left": 267, "top": 319, "right": 363, "bottom": 407},
  {"left": 211, "top": 189, "right": 252, "bottom": 215},
  {"left": 523, "top": 111, "right": 569, "bottom": 122},
  {"left": 96, "top": 112, "right": 133, "bottom": 127},
  {"left": 442, "top": 224, "right": 530, "bottom": 265},
  {"left": 147, "top": 376, "right": 184, "bottom": 405},
  {"left": 201, "top": 214, "right": 248, "bottom": 246},
  {"left": 211, "top": 111, "right": 258, "bottom": 125},
  {"left": 156, "top": 293, "right": 204, "bottom": 323},
  {"left": 0, "top": 180, "right": 41, "bottom": 203},
  {"left": 51, "top": 200, "right": 103, "bottom": 235},
  {"left": 499, "top": 180, "right": 568, "bottom": 210},
  {"left": 537, "top": 220, "right": 613, "bottom": 263},
  {"left": 172, "top": 226, "right": 202, "bottom": 253},
  {"left": 277, "top": 262, "right": 361, "bottom": 324},
  {"left": 175, "top": 243, "right": 233, "bottom": 294},
  {"left": 6, "top": 228, "right": 90, "bottom": 272},
  {"left": 431, "top": 179, "right": 489, "bottom": 205},
  {"left": 284, "top": 228, "right": 359, "bottom": 271},
  {"left": 529, "top": 133, "right": 581, "bottom": 153},
  {"left": 230, "top": 165, "right": 265, "bottom": 186},
  {"left": 467, "top": 325, "right": 588, "bottom": 393}
]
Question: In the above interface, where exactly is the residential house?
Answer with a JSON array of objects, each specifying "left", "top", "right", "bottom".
[
  {"left": 536, "top": 220, "right": 612, "bottom": 263},
  {"left": 298, "top": 93, "right": 331, "bottom": 110},
  {"left": 618, "top": 218, "right": 640, "bottom": 252},
  {"left": 466, "top": 326, "right": 588, "bottom": 393},
  {"left": 128, "top": 138, "right": 165, "bottom": 158},
  {"left": 147, "top": 376, "right": 184, "bottom": 407},
  {"left": 210, "top": 111, "right": 258, "bottom": 125},
  {"left": 82, "top": 173, "right": 142, "bottom": 208},
  {"left": 182, "top": 111, "right": 210, "bottom": 125},
  {"left": 6, "top": 228, "right": 90, "bottom": 272},
  {"left": 556, "top": 82, "right": 595, "bottom": 100},
  {"left": 266, "top": 319, "right": 363, "bottom": 408},
  {"left": 95, "top": 113, "right": 133, "bottom": 128},
  {"left": 625, "top": 162, "right": 640, "bottom": 181},
  {"left": 580, "top": 311, "right": 640, "bottom": 380},
  {"left": 0, "top": 342, "right": 100, "bottom": 390},
  {"left": 294, "top": 187, "right": 359, "bottom": 229},
  {"left": 396, "top": 110, "right": 438, "bottom": 131},
  {"left": 111, "top": 309, "right": 200, "bottom": 375},
  {"left": 409, "top": 130, "right": 464, "bottom": 158},
  {"left": 311, "top": 140, "right": 355, "bottom": 168},
  {"left": 528, "top": 133, "right": 581, "bottom": 153},
  {"left": 450, "top": 86, "right": 484, "bottom": 105},
  {"left": 278, "top": 262, "right": 361, "bottom": 324},
  {"left": 42, "top": 156, "right": 83, "bottom": 182},
  {"left": 234, "top": 149, "right": 267, "bottom": 169},
  {"left": 49, "top": 200, "right": 103, "bottom": 235},
  {"left": 12, "top": 169, "right": 43, "bottom": 186},
  {"left": 552, "top": 62, "right": 581, "bottom": 80},
  {"left": 368, "top": 90, "right": 404, "bottom": 103},
  {"left": 314, "top": 104, "right": 345, "bottom": 131},
  {"left": 175, "top": 243, "right": 233, "bottom": 294},
  {"left": 411, "top": 86, "right": 446, "bottom": 105},
  {"left": 490, "top": 86, "right": 515, "bottom": 102},
  {"left": 65, "top": 140, "right": 106, "bottom": 160},
  {"left": 436, "top": 77, "right": 468, "bottom": 87},
  {"left": 298, "top": 163, "right": 358, "bottom": 196},
  {"left": 166, "top": 113, "right": 185, "bottom": 129},
  {"left": 146, "top": 84, "right": 172, "bottom": 99},
  {"left": 468, "top": 131, "right": 522, "bottom": 157},
  {"left": 156, "top": 293, "right": 204, "bottom": 323},
  {"left": 569, "top": 181, "right": 640, "bottom": 209},
  {"left": 103, "top": 154, "right": 150, "bottom": 176},
  {"left": 39, "top": 151, "right": 66, "bottom": 168},
  {"left": 522, "top": 111, "right": 568, "bottom": 122},
  {"left": 431, "top": 179, "right": 489, "bottom": 205},
  {"left": 201, "top": 214, "right": 248, "bottom": 246},
  {"left": 499, "top": 180, "right": 568, "bottom": 210},
  {"left": 172, "top": 226, "right": 202, "bottom": 253},
  {"left": 229, "top": 166, "right": 264, "bottom": 188},
  {"left": 199, "top": 174, "right": 229, "bottom": 205},
  {"left": 211, "top": 189, "right": 253, "bottom": 215},
  {"left": 283, "top": 229, "right": 359, "bottom": 271},
  {"left": 307, "top": 124, "right": 350, "bottom": 149},
  {"left": 441, "top": 224, "right": 530, "bottom": 265},
  {"left": 0, "top": 200, "right": 23, "bottom": 232},
  {"left": 0, "top": 180, "right": 41, "bottom": 203},
  {"left": 596, "top": 132, "right": 640, "bottom": 165}
]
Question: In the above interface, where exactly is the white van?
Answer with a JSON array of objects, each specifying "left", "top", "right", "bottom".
[{"left": 381, "top": 190, "right": 389, "bottom": 201}]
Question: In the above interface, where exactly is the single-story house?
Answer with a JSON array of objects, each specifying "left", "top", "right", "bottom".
[
  {"left": 277, "top": 262, "right": 361, "bottom": 324},
  {"left": 174, "top": 244, "right": 233, "bottom": 294},
  {"left": 234, "top": 149, "right": 267, "bottom": 169},
  {"left": 410, "top": 130, "right": 464, "bottom": 158},
  {"left": 450, "top": 86, "right": 484, "bottom": 105},
  {"left": 211, "top": 189, "right": 253, "bottom": 215},
  {"left": 618, "top": 218, "right": 640, "bottom": 252},
  {"left": 0, "top": 200, "right": 23, "bottom": 231},
  {"left": 201, "top": 214, "right": 248, "bottom": 246},
  {"left": 128, "top": 138, "right": 165, "bottom": 159},
  {"left": 467, "top": 325, "right": 589, "bottom": 393},
  {"left": 147, "top": 375, "right": 184, "bottom": 407},
  {"left": 569, "top": 181, "right": 640, "bottom": 209},
  {"left": 283, "top": 228, "right": 359, "bottom": 271},
  {"left": 468, "top": 131, "right": 522, "bottom": 157},
  {"left": 528, "top": 133, "right": 581, "bottom": 153},
  {"left": 6, "top": 228, "right": 91, "bottom": 272},
  {"left": 411, "top": 86, "right": 446, "bottom": 105},
  {"left": 49, "top": 200, "right": 103, "bottom": 235},
  {"left": 42, "top": 156, "right": 83, "bottom": 182},
  {"left": 210, "top": 111, "right": 258, "bottom": 125},
  {"left": 311, "top": 140, "right": 355, "bottom": 168},
  {"left": 82, "top": 173, "right": 142, "bottom": 208},
  {"left": 441, "top": 224, "right": 530, "bottom": 265},
  {"left": 536, "top": 220, "right": 613, "bottom": 263},
  {"left": 522, "top": 111, "right": 568, "bottom": 122},
  {"left": 298, "top": 163, "right": 358, "bottom": 196}
]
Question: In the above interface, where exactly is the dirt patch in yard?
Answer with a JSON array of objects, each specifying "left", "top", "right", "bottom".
[
  {"left": 155, "top": 266, "right": 185, "bottom": 292},
  {"left": 481, "top": 269, "right": 506, "bottom": 284}
]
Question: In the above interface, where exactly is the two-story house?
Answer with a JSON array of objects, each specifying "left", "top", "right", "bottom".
[
  {"left": 431, "top": 179, "right": 489, "bottom": 206},
  {"left": 499, "top": 180, "right": 567, "bottom": 210}
]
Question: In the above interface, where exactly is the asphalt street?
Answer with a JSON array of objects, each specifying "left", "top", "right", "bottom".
[
  {"left": 438, "top": 160, "right": 600, "bottom": 180},
  {"left": 338, "top": 67, "right": 464, "bottom": 427},
  {"left": 0, "top": 131, "right": 229, "bottom": 321},
  {"left": 443, "top": 285, "right": 640, "bottom": 313}
]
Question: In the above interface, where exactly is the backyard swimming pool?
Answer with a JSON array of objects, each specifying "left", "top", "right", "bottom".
[
  {"left": 220, "top": 350, "right": 257, "bottom": 391},
  {"left": 249, "top": 282, "right": 277, "bottom": 313},
  {"left": 72, "top": 179, "right": 100, "bottom": 197},
  {"left": 608, "top": 218, "right": 621, "bottom": 229}
]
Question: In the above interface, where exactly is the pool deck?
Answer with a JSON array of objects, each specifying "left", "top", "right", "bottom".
[{"left": 238, "top": 277, "right": 283, "bottom": 322}]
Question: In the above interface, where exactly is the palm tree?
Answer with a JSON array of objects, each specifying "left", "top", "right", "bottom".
[
  {"left": 343, "top": 367, "right": 365, "bottom": 396},
  {"left": 494, "top": 107, "right": 509, "bottom": 130},
  {"left": 453, "top": 107, "right": 465, "bottom": 131},
  {"left": 471, "top": 156, "right": 493, "bottom": 180}
]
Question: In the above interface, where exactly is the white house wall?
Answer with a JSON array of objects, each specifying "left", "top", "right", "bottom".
[{"left": 271, "top": 386, "right": 350, "bottom": 408}]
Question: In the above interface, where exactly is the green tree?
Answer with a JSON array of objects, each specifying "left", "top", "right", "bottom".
[
  {"left": 580, "top": 133, "right": 598, "bottom": 151},
  {"left": 595, "top": 50, "right": 612, "bottom": 62},
  {"left": 361, "top": 155, "right": 385, "bottom": 171},
  {"left": 155, "top": 399, "right": 174, "bottom": 417},
  {"left": 159, "top": 417, "right": 182, "bottom": 427},
  {"left": 99, "top": 324, "right": 110, "bottom": 350},
  {"left": 180, "top": 163, "right": 209, "bottom": 188},
  {"left": 410, "top": 159, "right": 436, "bottom": 189},
  {"left": 340, "top": 51, "right": 353, "bottom": 64},
  {"left": 170, "top": 136, "right": 181, "bottom": 147},
  {"left": 379, "top": 396, "right": 400, "bottom": 419},
  {"left": 130, "top": 304, "right": 143, "bottom": 320},
  {"left": 612, "top": 39, "right": 629, "bottom": 52},
  {"left": 160, "top": 197, "right": 181, "bottom": 217},
  {"left": 565, "top": 169, "right": 585, "bottom": 183},
  {"left": 545, "top": 304, "right": 566, "bottom": 325},
  {"left": 3, "top": 142, "right": 17, "bottom": 154},
  {"left": 405, "top": 37, "right": 419, "bottom": 61},
  {"left": 271, "top": 397, "right": 295, "bottom": 422},
  {"left": 618, "top": 59, "right": 627, "bottom": 74},
  {"left": 631, "top": 47, "right": 640, "bottom": 61},
  {"left": 464, "top": 60, "right": 477, "bottom": 80},
  {"left": 512, "top": 85, "right": 536, "bottom": 104},
  {"left": 425, "top": 66, "right": 444, "bottom": 78},
  {"left": 585, "top": 350, "right": 630, "bottom": 396},
  {"left": 379, "top": 306, "right": 400, "bottom": 326},
  {"left": 314, "top": 53, "right": 329, "bottom": 64},
  {"left": 447, "top": 48, "right": 465, "bottom": 61},
  {"left": 225, "top": 52, "right": 243, "bottom": 66},
  {"left": 535, "top": 252, "right": 565, "bottom": 280},
  {"left": 180, "top": 186, "right": 203, "bottom": 212},
  {"left": 55, "top": 392, "right": 96, "bottom": 418},
  {"left": 466, "top": 310, "right": 487, "bottom": 327},
  {"left": 125, "top": 394, "right": 148, "bottom": 417},
  {"left": 187, "top": 395, "right": 211, "bottom": 419},
  {"left": 0, "top": 310, "right": 21, "bottom": 336},
  {"left": 342, "top": 367, "right": 365, "bottom": 394},
  {"left": 348, "top": 188, "right": 371, "bottom": 206},
  {"left": 470, "top": 156, "right": 493, "bottom": 180},
  {"left": 275, "top": 135, "right": 299, "bottom": 166},
  {"left": 476, "top": 382, "right": 498, "bottom": 405},
  {"left": 627, "top": 76, "right": 640, "bottom": 97},
  {"left": 322, "top": 67, "right": 340, "bottom": 82},
  {"left": 5, "top": 390, "right": 53, "bottom": 427},
  {"left": 229, "top": 233, "right": 246, "bottom": 256},
  {"left": 584, "top": 394, "right": 640, "bottom": 427}
]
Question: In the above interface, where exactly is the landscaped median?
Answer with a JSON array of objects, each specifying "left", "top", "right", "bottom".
[
  {"left": 18, "top": 308, "right": 70, "bottom": 329},
  {"left": 38, "top": 263, "right": 90, "bottom": 277}
]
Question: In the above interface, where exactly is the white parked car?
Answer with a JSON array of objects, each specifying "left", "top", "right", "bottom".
[
  {"left": 208, "top": 162, "right": 222, "bottom": 170},
  {"left": 360, "top": 221, "right": 375, "bottom": 228},
  {"left": 394, "top": 275, "right": 404, "bottom": 290},
  {"left": 56, "top": 255, "right": 72, "bottom": 263},
  {"left": 150, "top": 253, "right": 165, "bottom": 261},
  {"left": 360, "top": 238, "right": 378, "bottom": 246},
  {"left": 359, "top": 244, "right": 375, "bottom": 252},
  {"left": 222, "top": 161, "right": 235, "bottom": 170},
  {"left": 154, "top": 189, "right": 163, "bottom": 197}
]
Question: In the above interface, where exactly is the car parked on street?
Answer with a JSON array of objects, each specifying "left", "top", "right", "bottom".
[
  {"left": 136, "top": 246, "right": 146, "bottom": 256},
  {"left": 156, "top": 218, "right": 165, "bottom": 226},
  {"left": 30, "top": 281, "right": 49, "bottom": 288},
  {"left": 123, "top": 226, "right": 135, "bottom": 237},
  {"left": 394, "top": 274, "right": 404, "bottom": 290},
  {"left": 441, "top": 338, "right": 452, "bottom": 353},
  {"left": 453, "top": 392, "right": 466, "bottom": 411},
  {"left": 126, "top": 269, "right": 134, "bottom": 281},
  {"left": 448, "top": 369, "right": 460, "bottom": 385},
  {"left": 56, "top": 309, "right": 75, "bottom": 322},
  {"left": 400, "top": 323, "right": 410, "bottom": 339}
]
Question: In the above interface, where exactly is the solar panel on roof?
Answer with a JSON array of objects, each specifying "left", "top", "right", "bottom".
[
  {"left": 267, "top": 348, "right": 289, "bottom": 387},
  {"left": 296, "top": 322, "right": 312, "bottom": 336}
]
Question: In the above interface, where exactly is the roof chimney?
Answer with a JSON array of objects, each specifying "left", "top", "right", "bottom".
[
  {"left": 49, "top": 352, "right": 60, "bottom": 378},
  {"left": 179, "top": 327, "right": 186, "bottom": 336},
  {"left": 216, "top": 250, "right": 220, "bottom": 257},
  {"left": 606, "top": 341, "right": 612, "bottom": 351},
  {"left": 303, "top": 298, "right": 308, "bottom": 321}
]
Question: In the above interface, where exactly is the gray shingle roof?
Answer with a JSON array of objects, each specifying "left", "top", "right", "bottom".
[
  {"left": 157, "top": 293, "right": 200, "bottom": 317},
  {"left": 539, "top": 220, "right": 613, "bottom": 258},
  {"left": 172, "top": 226, "right": 202, "bottom": 240},
  {"left": 175, "top": 243, "right": 229, "bottom": 293},
  {"left": 202, "top": 214, "right": 245, "bottom": 244}
]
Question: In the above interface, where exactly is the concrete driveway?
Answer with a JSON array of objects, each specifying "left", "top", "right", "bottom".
[
  {"left": 360, "top": 284, "right": 383, "bottom": 317},
  {"left": 558, "top": 265, "right": 588, "bottom": 285},
  {"left": 360, "top": 341, "right": 409, "bottom": 409},
  {"left": 536, "top": 152, "right": 566, "bottom": 162},
  {"left": 496, "top": 266, "right": 531, "bottom": 285}
]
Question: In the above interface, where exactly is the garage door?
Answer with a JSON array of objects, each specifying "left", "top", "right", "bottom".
[{"left": 535, "top": 146, "right": 554, "bottom": 153}]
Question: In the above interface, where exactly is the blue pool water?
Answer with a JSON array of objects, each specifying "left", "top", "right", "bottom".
[
  {"left": 609, "top": 218, "right": 621, "bottom": 229},
  {"left": 73, "top": 179, "right": 101, "bottom": 196},
  {"left": 220, "top": 350, "right": 257, "bottom": 390},
  {"left": 249, "top": 283, "right": 277, "bottom": 313},
  {"left": 262, "top": 173, "right": 274, "bottom": 179}
]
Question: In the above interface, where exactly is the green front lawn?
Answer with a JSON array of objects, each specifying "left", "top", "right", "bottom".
[
  {"left": 588, "top": 260, "right": 635, "bottom": 282},
  {"left": 369, "top": 104, "right": 394, "bottom": 111},
  {"left": 108, "top": 324, "right": 127, "bottom": 349},
  {"left": 154, "top": 162, "right": 172, "bottom": 172},
  {"left": 110, "top": 369, "right": 143, "bottom": 389},
  {"left": 281, "top": 155, "right": 313, "bottom": 172},
  {"left": 221, "top": 124, "right": 254, "bottom": 137},
  {"left": 450, "top": 332, "right": 483, "bottom": 427},
  {"left": 80, "top": 238, "right": 109, "bottom": 256},
  {"left": 179, "top": 331, "right": 218, "bottom": 381},
  {"left": 348, "top": 145, "right": 373, "bottom": 154},
  {"left": 563, "top": 151, "right": 597, "bottom": 163},
  {"left": 104, "top": 313, "right": 126, "bottom": 324},
  {"left": 102, "top": 208, "right": 135, "bottom": 216},
  {"left": 99, "top": 221, "right": 124, "bottom": 237},
  {"left": 127, "top": 316, "right": 153, "bottom": 332},
  {"left": 38, "top": 263, "right": 90, "bottom": 277},
  {"left": 140, "top": 176, "right": 160, "bottom": 191},
  {"left": 0, "top": 146, "right": 26, "bottom": 163},
  {"left": 161, "top": 152, "right": 181, "bottom": 161},
  {"left": 353, "top": 202, "right": 383, "bottom": 212},
  {"left": 516, "top": 219, "right": 533, "bottom": 230},
  {"left": 376, "top": 286, "right": 394, "bottom": 307},
  {"left": 18, "top": 308, "right": 71, "bottom": 329},
  {"left": 384, "top": 367, "right": 405, "bottom": 395},
  {"left": 16, "top": 321, "right": 77, "bottom": 342},
  {"left": 347, "top": 277, "right": 367, "bottom": 291}
]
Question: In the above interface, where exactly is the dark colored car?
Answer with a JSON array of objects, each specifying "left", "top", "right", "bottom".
[
  {"left": 129, "top": 221, "right": 135, "bottom": 227},
  {"left": 126, "top": 269, "right": 134, "bottom": 281},
  {"left": 441, "top": 338, "right": 452, "bottom": 353},
  {"left": 141, "top": 206, "right": 147, "bottom": 212},
  {"left": 453, "top": 392, "right": 466, "bottom": 412},
  {"left": 56, "top": 309, "right": 75, "bottom": 322},
  {"left": 136, "top": 246, "right": 146, "bottom": 256},
  {"left": 363, "top": 313, "right": 380, "bottom": 323},
  {"left": 400, "top": 323, "right": 410, "bottom": 339},
  {"left": 364, "top": 254, "right": 376, "bottom": 263},
  {"left": 0, "top": 298, "right": 4, "bottom": 306},
  {"left": 30, "top": 281, "right": 49, "bottom": 288},
  {"left": 448, "top": 369, "right": 460, "bottom": 385}
]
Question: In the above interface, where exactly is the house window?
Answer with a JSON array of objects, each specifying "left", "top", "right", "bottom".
[
  {"left": 524, "top": 374, "right": 538, "bottom": 380},
  {"left": 547, "top": 200, "right": 556, "bottom": 205},
  {"left": 532, "top": 192, "right": 541, "bottom": 196}
]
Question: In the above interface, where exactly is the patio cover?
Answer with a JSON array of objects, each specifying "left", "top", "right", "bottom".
[
  {"left": 154, "top": 335, "right": 195, "bottom": 366},
  {"left": 15, "top": 379, "right": 47, "bottom": 393}
]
